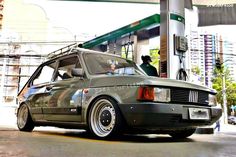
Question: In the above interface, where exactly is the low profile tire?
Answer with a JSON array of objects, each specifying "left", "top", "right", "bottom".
[
  {"left": 17, "top": 104, "right": 34, "bottom": 132},
  {"left": 169, "top": 128, "right": 196, "bottom": 139},
  {"left": 88, "top": 97, "right": 123, "bottom": 138}
]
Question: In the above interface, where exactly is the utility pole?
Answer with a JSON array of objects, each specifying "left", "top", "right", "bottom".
[
  {"left": 222, "top": 73, "right": 228, "bottom": 124},
  {"left": 216, "top": 58, "right": 228, "bottom": 124}
]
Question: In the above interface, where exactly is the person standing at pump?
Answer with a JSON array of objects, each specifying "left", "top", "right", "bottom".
[{"left": 140, "top": 55, "right": 159, "bottom": 77}]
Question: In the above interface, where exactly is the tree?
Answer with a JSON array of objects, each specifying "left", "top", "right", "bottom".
[
  {"left": 149, "top": 48, "right": 159, "bottom": 70},
  {"left": 191, "top": 66, "right": 200, "bottom": 75},
  {"left": 226, "top": 82, "right": 236, "bottom": 106},
  {"left": 212, "top": 65, "right": 236, "bottom": 113},
  {"left": 190, "top": 66, "right": 204, "bottom": 84}
]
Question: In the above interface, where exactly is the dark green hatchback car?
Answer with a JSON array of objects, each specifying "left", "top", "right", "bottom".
[{"left": 17, "top": 46, "right": 222, "bottom": 139}]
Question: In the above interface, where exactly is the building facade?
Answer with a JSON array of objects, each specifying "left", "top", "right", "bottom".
[
  {"left": 188, "top": 29, "right": 236, "bottom": 87},
  {"left": 188, "top": 30, "right": 205, "bottom": 85},
  {"left": 0, "top": 0, "right": 77, "bottom": 106},
  {"left": 221, "top": 37, "right": 236, "bottom": 81},
  {"left": 203, "top": 34, "right": 217, "bottom": 87}
]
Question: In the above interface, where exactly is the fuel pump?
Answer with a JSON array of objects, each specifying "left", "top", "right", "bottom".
[{"left": 174, "top": 35, "right": 188, "bottom": 80}]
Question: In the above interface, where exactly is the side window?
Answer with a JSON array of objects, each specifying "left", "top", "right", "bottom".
[
  {"left": 33, "top": 62, "right": 56, "bottom": 85},
  {"left": 55, "top": 56, "right": 81, "bottom": 81}
]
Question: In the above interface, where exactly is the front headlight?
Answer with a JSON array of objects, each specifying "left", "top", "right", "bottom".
[
  {"left": 209, "top": 94, "right": 217, "bottom": 106},
  {"left": 154, "top": 88, "right": 171, "bottom": 102}
]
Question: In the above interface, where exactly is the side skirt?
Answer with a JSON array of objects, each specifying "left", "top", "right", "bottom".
[{"left": 34, "top": 120, "right": 87, "bottom": 130}]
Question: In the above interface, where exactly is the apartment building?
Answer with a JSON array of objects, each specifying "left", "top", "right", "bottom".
[
  {"left": 188, "top": 29, "right": 236, "bottom": 87},
  {"left": 221, "top": 38, "right": 236, "bottom": 81},
  {"left": 188, "top": 30, "right": 205, "bottom": 85},
  {"left": 203, "top": 34, "right": 217, "bottom": 87}
]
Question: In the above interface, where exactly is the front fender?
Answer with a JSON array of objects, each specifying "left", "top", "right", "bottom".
[
  {"left": 81, "top": 86, "right": 139, "bottom": 123},
  {"left": 81, "top": 87, "right": 123, "bottom": 123}
]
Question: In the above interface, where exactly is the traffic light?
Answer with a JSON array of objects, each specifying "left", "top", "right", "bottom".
[{"left": 215, "top": 58, "right": 222, "bottom": 69}]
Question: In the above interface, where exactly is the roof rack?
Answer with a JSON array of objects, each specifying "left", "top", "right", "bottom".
[{"left": 47, "top": 43, "right": 81, "bottom": 60}]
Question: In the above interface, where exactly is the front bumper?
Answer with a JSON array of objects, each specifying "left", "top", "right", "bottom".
[{"left": 119, "top": 102, "right": 222, "bottom": 130}]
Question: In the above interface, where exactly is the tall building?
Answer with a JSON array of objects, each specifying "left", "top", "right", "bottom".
[
  {"left": 186, "top": 6, "right": 236, "bottom": 86},
  {"left": 220, "top": 37, "right": 236, "bottom": 81},
  {"left": 188, "top": 30, "right": 219, "bottom": 87},
  {"left": 188, "top": 29, "right": 236, "bottom": 87},
  {"left": 203, "top": 34, "right": 217, "bottom": 87},
  {"left": 188, "top": 30, "right": 205, "bottom": 85}
]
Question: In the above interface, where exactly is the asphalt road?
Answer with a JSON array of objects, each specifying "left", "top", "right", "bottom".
[{"left": 0, "top": 127, "right": 235, "bottom": 157}]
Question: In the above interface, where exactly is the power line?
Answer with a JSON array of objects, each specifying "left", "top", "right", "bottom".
[
  {"left": 189, "top": 49, "right": 236, "bottom": 57},
  {"left": 216, "top": 52, "right": 236, "bottom": 57}
]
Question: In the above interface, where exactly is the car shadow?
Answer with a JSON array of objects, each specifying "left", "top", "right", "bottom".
[{"left": 34, "top": 128, "right": 195, "bottom": 143}]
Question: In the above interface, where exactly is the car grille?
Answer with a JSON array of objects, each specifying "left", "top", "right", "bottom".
[{"left": 171, "top": 88, "right": 208, "bottom": 106}]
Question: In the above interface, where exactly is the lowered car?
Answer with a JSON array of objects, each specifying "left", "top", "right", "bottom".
[{"left": 17, "top": 46, "right": 222, "bottom": 139}]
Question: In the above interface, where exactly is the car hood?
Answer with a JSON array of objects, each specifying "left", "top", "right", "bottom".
[{"left": 89, "top": 75, "right": 215, "bottom": 93}]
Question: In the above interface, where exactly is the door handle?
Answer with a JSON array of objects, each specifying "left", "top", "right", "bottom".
[{"left": 46, "top": 86, "right": 52, "bottom": 91}]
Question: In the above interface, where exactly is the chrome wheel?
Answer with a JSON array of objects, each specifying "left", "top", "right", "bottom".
[
  {"left": 17, "top": 104, "right": 34, "bottom": 131},
  {"left": 89, "top": 98, "right": 118, "bottom": 138},
  {"left": 17, "top": 104, "right": 28, "bottom": 129}
]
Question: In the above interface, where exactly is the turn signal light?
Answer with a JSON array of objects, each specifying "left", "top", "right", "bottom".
[{"left": 137, "top": 87, "right": 154, "bottom": 101}]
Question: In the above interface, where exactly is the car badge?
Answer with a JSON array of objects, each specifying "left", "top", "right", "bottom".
[{"left": 189, "top": 90, "right": 198, "bottom": 103}]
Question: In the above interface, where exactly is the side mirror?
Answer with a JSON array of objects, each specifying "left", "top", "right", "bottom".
[{"left": 71, "top": 68, "right": 84, "bottom": 77}]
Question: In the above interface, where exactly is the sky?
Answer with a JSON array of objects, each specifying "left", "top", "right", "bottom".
[
  {"left": 24, "top": 0, "right": 236, "bottom": 43},
  {"left": 25, "top": 0, "right": 159, "bottom": 37}
]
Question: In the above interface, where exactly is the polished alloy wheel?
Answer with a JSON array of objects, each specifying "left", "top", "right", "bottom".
[
  {"left": 17, "top": 104, "right": 34, "bottom": 131},
  {"left": 90, "top": 99, "right": 116, "bottom": 137},
  {"left": 17, "top": 104, "right": 29, "bottom": 129}
]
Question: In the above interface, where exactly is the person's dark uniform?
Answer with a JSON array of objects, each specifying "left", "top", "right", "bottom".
[{"left": 140, "top": 55, "right": 158, "bottom": 77}]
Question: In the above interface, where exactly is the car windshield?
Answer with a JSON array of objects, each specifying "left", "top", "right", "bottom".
[{"left": 83, "top": 53, "right": 145, "bottom": 76}]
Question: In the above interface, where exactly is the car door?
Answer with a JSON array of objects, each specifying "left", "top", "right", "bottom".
[
  {"left": 24, "top": 61, "right": 57, "bottom": 121},
  {"left": 42, "top": 55, "right": 88, "bottom": 122}
]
